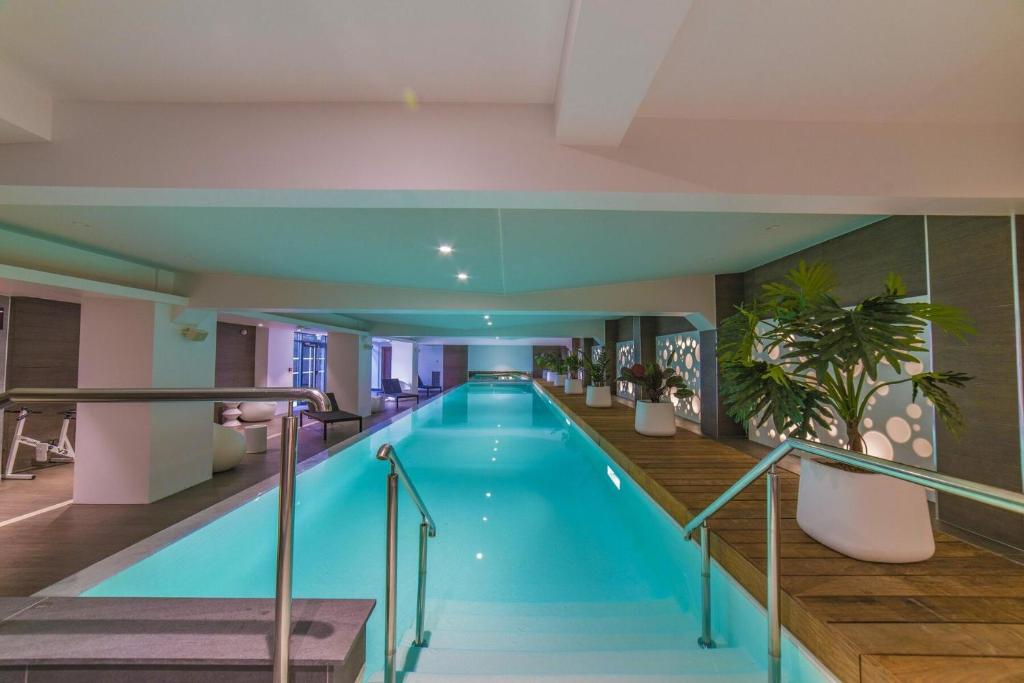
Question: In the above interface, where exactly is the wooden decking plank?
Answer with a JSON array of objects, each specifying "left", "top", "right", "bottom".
[{"left": 536, "top": 382, "right": 1024, "bottom": 683}]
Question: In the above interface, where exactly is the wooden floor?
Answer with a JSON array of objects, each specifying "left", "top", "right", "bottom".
[
  {"left": 538, "top": 382, "right": 1024, "bottom": 683},
  {"left": 0, "top": 402, "right": 412, "bottom": 596}
]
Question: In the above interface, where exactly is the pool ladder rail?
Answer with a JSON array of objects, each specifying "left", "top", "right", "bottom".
[
  {"left": 0, "top": 386, "right": 332, "bottom": 683},
  {"left": 681, "top": 437, "right": 1024, "bottom": 683},
  {"left": 376, "top": 442, "right": 437, "bottom": 683}
]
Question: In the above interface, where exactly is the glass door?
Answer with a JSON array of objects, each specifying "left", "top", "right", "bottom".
[{"left": 293, "top": 333, "right": 327, "bottom": 405}]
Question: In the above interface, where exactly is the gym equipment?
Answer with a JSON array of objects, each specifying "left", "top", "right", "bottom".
[{"left": 2, "top": 408, "right": 76, "bottom": 480}]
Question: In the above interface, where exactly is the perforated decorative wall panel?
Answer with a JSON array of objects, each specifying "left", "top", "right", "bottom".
[
  {"left": 656, "top": 332, "right": 701, "bottom": 423},
  {"left": 747, "top": 299, "right": 936, "bottom": 469},
  {"left": 615, "top": 341, "right": 635, "bottom": 398}
]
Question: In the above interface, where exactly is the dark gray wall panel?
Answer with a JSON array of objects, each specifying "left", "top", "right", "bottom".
[{"left": 929, "top": 215, "right": 1022, "bottom": 548}]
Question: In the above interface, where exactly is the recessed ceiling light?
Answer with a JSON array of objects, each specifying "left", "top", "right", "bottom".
[
  {"left": 438, "top": 244, "right": 453, "bottom": 254},
  {"left": 484, "top": 314, "right": 490, "bottom": 320},
  {"left": 487, "top": 321, "right": 493, "bottom": 326},
  {"left": 257, "top": 323, "right": 264, "bottom": 327},
  {"left": 457, "top": 272, "right": 469, "bottom": 281}
]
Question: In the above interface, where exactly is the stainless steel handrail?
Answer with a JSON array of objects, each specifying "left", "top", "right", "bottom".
[
  {"left": 0, "top": 386, "right": 330, "bottom": 683},
  {"left": 376, "top": 443, "right": 437, "bottom": 683},
  {"left": 680, "top": 437, "right": 1024, "bottom": 683}
]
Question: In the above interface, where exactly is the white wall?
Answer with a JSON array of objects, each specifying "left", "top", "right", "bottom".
[
  {"left": 255, "top": 324, "right": 295, "bottom": 413},
  {"left": 76, "top": 298, "right": 216, "bottom": 504},
  {"left": 418, "top": 344, "right": 443, "bottom": 386},
  {"left": 468, "top": 345, "right": 533, "bottom": 372},
  {"left": 390, "top": 340, "right": 417, "bottom": 388}
]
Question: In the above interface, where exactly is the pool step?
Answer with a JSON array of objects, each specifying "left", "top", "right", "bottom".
[
  {"left": 369, "top": 599, "right": 763, "bottom": 682},
  {"left": 383, "top": 674, "right": 764, "bottom": 683},
  {"left": 396, "top": 645, "right": 759, "bottom": 677}
]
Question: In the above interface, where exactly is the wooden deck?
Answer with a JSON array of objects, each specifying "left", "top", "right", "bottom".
[{"left": 537, "top": 382, "right": 1024, "bottom": 683}]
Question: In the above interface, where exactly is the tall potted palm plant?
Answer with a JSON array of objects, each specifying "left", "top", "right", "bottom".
[
  {"left": 618, "top": 356, "right": 693, "bottom": 436},
  {"left": 719, "top": 262, "right": 972, "bottom": 562},
  {"left": 583, "top": 347, "right": 612, "bottom": 407},
  {"left": 564, "top": 351, "right": 584, "bottom": 394}
]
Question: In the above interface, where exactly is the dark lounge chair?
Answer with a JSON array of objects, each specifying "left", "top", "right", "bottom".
[
  {"left": 382, "top": 378, "right": 419, "bottom": 405},
  {"left": 418, "top": 376, "right": 442, "bottom": 396},
  {"left": 300, "top": 391, "right": 363, "bottom": 440}
]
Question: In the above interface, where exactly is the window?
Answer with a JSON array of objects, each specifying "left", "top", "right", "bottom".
[{"left": 292, "top": 332, "right": 327, "bottom": 394}]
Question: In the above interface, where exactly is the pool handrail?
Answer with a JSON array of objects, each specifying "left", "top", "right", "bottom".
[
  {"left": 376, "top": 443, "right": 437, "bottom": 683},
  {"left": 681, "top": 436, "right": 1024, "bottom": 683},
  {"left": 0, "top": 386, "right": 330, "bottom": 683}
]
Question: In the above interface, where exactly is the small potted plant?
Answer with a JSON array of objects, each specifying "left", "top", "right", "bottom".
[
  {"left": 583, "top": 348, "right": 612, "bottom": 407},
  {"left": 534, "top": 353, "right": 554, "bottom": 382},
  {"left": 564, "top": 351, "right": 584, "bottom": 394},
  {"left": 551, "top": 354, "right": 567, "bottom": 385},
  {"left": 618, "top": 357, "right": 693, "bottom": 436},
  {"left": 719, "top": 261, "right": 972, "bottom": 563}
]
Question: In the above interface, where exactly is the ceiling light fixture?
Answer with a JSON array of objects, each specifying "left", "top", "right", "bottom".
[
  {"left": 484, "top": 314, "right": 490, "bottom": 320},
  {"left": 438, "top": 244, "right": 453, "bottom": 254},
  {"left": 457, "top": 272, "right": 469, "bottom": 281},
  {"left": 487, "top": 321, "right": 493, "bottom": 326}
]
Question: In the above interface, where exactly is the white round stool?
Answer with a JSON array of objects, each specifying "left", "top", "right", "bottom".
[
  {"left": 221, "top": 402, "right": 242, "bottom": 427},
  {"left": 244, "top": 424, "right": 268, "bottom": 454}
]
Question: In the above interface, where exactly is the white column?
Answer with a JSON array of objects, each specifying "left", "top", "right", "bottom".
[
  {"left": 390, "top": 340, "right": 418, "bottom": 389},
  {"left": 75, "top": 298, "right": 216, "bottom": 504},
  {"left": 255, "top": 323, "right": 295, "bottom": 413},
  {"left": 326, "top": 332, "right": 371, "bottom": 416}
]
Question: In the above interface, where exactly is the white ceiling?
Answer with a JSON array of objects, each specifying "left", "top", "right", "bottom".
[
  {"left": 1, "top": 0, "right": 1019, "bottom": 126},
  {"left": 0, "top": 205, "right": 880, "bottom": 294},
  {"left": 0, "top": 0, "right": 571, "bottom": 103},
  {"left": 640, "top": 0, "right": 1024, "bottom": 124}
]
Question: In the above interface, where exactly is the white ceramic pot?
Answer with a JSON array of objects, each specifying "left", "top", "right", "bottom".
[
  {"left": 552, "top": 373, "right": 565, "bottom": 385},
  {"left": 796, "top": 458, "right": 935, "bottom": 563},
  {"left": 544, "top": 371, "right": 556, "bottom": 383},
  {"left": 586, "top": 385, "right": 612, "bottom": 408},
  {"left": 564, "top": 378, "right": 584, "bottom": 394},
  {"left": 634, "top": 400, "right": 676, "bottom": 436}
]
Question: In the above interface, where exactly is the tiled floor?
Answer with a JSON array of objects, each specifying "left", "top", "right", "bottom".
[{"left": 0, "top": 402, "right": 412, "bottom": 596}]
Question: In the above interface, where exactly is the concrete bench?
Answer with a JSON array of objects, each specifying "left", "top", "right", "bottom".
[{"left": 0, "top": 596, "right": 373, "bottom": 682}]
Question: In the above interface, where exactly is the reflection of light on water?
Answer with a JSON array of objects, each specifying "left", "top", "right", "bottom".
[{"left": 606, "top": 466, "right": 621, "bottom": 490}]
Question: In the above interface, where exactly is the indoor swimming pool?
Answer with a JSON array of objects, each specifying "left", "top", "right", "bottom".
[{"left": 81, "top": 383, "right": 832, "bottom": 681}]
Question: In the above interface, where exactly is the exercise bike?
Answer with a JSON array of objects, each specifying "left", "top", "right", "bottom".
[{"left": 2, "top": 408, "right": 76, "bottom": 481}]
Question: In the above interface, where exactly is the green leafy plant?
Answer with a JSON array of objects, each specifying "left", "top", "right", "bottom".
[
  {"left": 564, "top": 350, "right": 583, "bottom": 379},
  {"left": 617, "top": 355, "right": 694, "bottom": 404},
  {"left": 551, "top": 354, "right": 567, "bottom": 375},
  {"left": 718, "top": 261, "right": 973, "bottom": 453},
  {"left": 534, "top": 352, "right": 555, "bottom": 372},
  {"left": 582, "top": 347, "right": 611, "bottom": 386}
]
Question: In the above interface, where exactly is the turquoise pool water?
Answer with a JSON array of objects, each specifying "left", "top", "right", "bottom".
[{"left": 85, "top": 383, "right": 829, "bottom": 681}]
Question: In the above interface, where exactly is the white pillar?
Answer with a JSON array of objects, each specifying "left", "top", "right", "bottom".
[
  {"left": 326, "top": 332, "right": 371, "bottom": 416},
  {"left": 255, "top": 324, "right": 295, "bottom": 413},
  {"left": 75, "top": 298, "right": 216, "bottom": 504},
  {"left": 390, "top": 340, "right": 418, "bottom": 389}
]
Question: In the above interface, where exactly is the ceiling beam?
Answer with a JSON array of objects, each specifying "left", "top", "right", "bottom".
[
  {"left": 554, "top": 0, "right": 692, "bottom": 146},
  {"left": 0, "top": 58, "right": 52, "bottom": 143}
]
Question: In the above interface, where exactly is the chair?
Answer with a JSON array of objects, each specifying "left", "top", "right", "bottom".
[
  {"left": 382, "top": 378, "right": 419, "bottom": 406},
  {"left": 300, "top": 391, "right": 364, "bottom": 440},
  {"left": 418, "top": 376, "right": 442, "bottom": 396}
]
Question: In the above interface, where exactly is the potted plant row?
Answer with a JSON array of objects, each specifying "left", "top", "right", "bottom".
[
  {"left": 718, "top": 261, "right": 973, "bottom": 563},
  {"left": 618, "top": 354, "right": 693, "bottom": 436}
]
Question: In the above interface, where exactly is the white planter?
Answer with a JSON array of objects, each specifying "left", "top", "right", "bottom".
[
  {"left": 796, "top": 458, "right": 935, "bottom": 563},
  {"left": 586, "top": 385, "right": 612, "bottom": 408},
  {"left": 544, "top": 371, "right": 556, "bottom": 383},
  {"left": 552, "top": 373, "right": 565, "bottom": 385},
  {"left": 564, "top": 378, "right": 584, "bottom": 394},
  {"left": 634, "top": 401, "right": 676, "bottom": 436}
]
